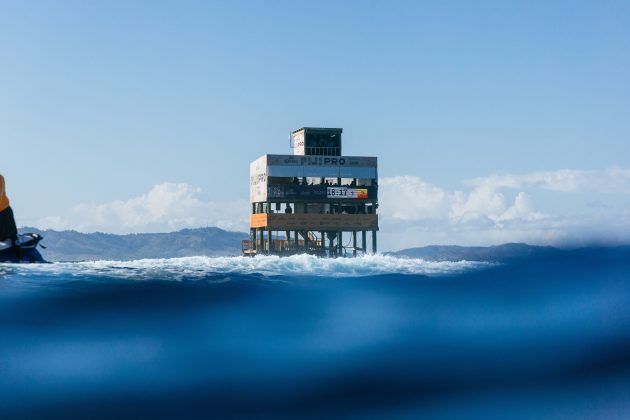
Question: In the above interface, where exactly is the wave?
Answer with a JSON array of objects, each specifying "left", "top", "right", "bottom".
[
  {"left": 3, "top": 254, "right": 492, "bottom": 280},
  {"left": 1, "top": 248, "right": 629, "bottom": 418}
]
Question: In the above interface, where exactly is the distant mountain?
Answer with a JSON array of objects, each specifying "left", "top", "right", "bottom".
[
  {"left": 18, "top": 227, "right": 248, "bottom": 262},
  {"left": 16, "top": 226, "right": 570, "bottom": 263},
  {"left": 387, "top": 243, "right": 561, "bottom": 262}
]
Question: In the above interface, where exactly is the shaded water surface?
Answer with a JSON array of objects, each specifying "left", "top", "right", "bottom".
[{"left": 1, "top": 251, "right": 629, "bottom": 418}]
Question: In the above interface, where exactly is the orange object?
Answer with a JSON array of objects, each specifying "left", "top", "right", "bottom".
[
  {"left": 0, "top": 175, "right": 10, "bottom": 212},
  {"left": 357, "top": 188, "right": 368, "bottom": 199}
]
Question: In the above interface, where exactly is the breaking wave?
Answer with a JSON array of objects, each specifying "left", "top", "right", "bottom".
[{"left": 3, "top": 254, "right": 491, "bottom": 280}]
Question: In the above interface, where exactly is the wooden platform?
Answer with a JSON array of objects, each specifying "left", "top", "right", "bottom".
[{"left": 250, "top": 213, "right": 378, "bottom": 230}]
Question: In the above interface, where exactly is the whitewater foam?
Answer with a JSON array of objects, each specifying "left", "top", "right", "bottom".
[{"left": 2, "top": 254, "right": 492, "bottom": 280}]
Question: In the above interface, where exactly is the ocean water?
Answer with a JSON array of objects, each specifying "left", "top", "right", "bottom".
[{"left": 1, "top": 250, "right": 630, "bottom": 419}]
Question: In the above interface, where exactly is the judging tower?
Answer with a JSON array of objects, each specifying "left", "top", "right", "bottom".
[{"left": 243, "top": 127, "right": 378, "bottom": 257}]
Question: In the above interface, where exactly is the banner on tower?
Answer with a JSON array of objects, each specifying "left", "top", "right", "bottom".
[{"left": 327, "top": 187, "right": 369, "bottom": 199}]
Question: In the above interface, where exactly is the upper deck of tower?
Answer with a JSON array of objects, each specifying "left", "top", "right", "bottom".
[
  {"left": 249, "top": 154, "right": 378, "bottom": 203},
  {"left": 249, "top": 127, "right": 378, "bottom": 204}
]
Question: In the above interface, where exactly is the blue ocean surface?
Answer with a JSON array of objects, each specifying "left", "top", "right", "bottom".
[{"left": 1, "top": 250, "right": 630, "bottom": 419}]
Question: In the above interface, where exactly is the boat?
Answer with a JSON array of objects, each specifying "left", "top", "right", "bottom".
[{"left": 0, "top": 233, "right": 47, "bottom": 263}]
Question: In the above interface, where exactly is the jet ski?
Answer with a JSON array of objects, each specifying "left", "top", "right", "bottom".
[{"left": 0, "top": 233, "right": 47, "bottom": 263}]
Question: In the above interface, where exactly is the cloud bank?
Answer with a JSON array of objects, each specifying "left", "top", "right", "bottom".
[
  {"left": 379, "top": 168, "right": 630, "bottom": 250},
  {"left": 38, "top": 183, "right": 249, "bottom": 234},
  {"left": 34, "top": 168, "right": 630, "bottom": 251},
  {"left": 465, "top": 167, "right": 630, "bottom": 194}
]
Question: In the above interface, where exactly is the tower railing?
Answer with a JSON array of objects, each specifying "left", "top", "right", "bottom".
[{"left": 305, "top": 147, "right": 341, "bottom": 156}]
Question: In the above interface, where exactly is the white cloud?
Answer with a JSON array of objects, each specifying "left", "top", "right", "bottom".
[
  {"left": 380, "top": 176, "right": 545, "bottom": 227},
  {"left": 37, "top": 183, "right": 249, "bottom": 234},
  {"left": 379, "top": 176, "right": 451, "bottom": 221},
  {"left": 466, "top": 167, "right": 630, "bottom": 194}
]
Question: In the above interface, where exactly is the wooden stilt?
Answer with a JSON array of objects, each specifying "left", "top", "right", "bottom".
[
  {"left": 372, "top": 230, "right": 377, "bottom": 254},
  {"left": 362, "top": 231, "right": 367, "bottom": 253},
  {"left": 338, "top": 231, "right": 342, "bottom": 256},
  {"left": 321, "top": 231, "right": 326, "bottom": 256}
]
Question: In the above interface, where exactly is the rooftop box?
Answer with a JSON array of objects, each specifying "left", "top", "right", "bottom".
[{"left": 291, "top": 127, "right": 342, "bottom": 156}]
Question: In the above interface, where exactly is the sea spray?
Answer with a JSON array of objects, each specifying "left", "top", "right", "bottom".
[{"left": 4, "top": 254, "right": 493, "bottom": 280}]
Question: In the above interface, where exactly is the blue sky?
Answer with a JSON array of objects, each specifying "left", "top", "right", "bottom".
[{"left": 1, "top": 1, "right": 629, "bottom": 250}]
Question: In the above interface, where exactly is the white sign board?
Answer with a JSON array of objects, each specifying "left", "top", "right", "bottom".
[
  {"left": 292, "top": 130, "right": 305, "bottom": 155},
  {"left": 267, "top": 155, "right": 377, "bottom": 168},
  {"left": 249, "top": 155, "right": 268, "bottom": 202},
  {"left": 327, "top": 187, "right": 369, "bottom": 199}
]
